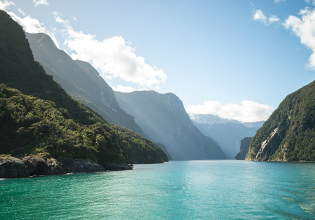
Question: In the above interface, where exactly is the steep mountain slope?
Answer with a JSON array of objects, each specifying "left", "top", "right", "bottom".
[
  {"left": 246, "top": 81, "right": 315, "bottom": 161},
  {"left": 0, "top": 10, "right": 168, "bottom": 167},
  {"left": 26, "top": 33, "right": 144, "bottom": 135},
  {"left": 234, "top": 137, "right": 252, "bottom": 160},
  {"left": 115, "top": 91, "right": 226, "bottom": 160},
  {"left": 193, "top": 120, "right": 261, "bottom": 158}
]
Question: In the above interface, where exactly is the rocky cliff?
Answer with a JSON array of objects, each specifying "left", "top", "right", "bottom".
[{"left": 115, "top": 91, "right": 226, "bottom": 160}]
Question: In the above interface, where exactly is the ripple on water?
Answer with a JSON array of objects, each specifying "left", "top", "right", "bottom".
[{"left": 0, "top": 160, "right": 314, "bottom": 219}]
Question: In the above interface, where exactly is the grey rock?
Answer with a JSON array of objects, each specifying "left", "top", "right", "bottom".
[
  {"left": 22, "top": 156, "right": 48, "bottom": 176},
  {"left": 58, "top": 157, "right": 105, "bottom": 173},
  {"left": 45, "top": 158, "right": 67, "bottom": 175},
  {"left": 0, "top": 157, "right": 28, "bottom": 178}
]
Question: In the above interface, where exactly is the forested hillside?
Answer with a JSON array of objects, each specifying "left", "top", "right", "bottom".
[
  {"left": 0, "top": 10, "right": 168, "bottom": 170},
  {"left": 246, "top": 80, "right": 315, "bottom": 161}
]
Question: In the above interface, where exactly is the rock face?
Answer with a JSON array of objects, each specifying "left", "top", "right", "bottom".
[
  {"left": 246, "top": 80, "right": 315, "bottom": 161},
  {"left": 0, "top": 155, "right": 132, "bottom": 178},
  {"left": 0, "top": 157, "right": 28, "bottom": 178},
  {"left": 26, "top": 33, "right": 144, "bottom": 136},
  {"left": 58, "top": 157, "right": 106, "bottom": 173},
  {"left": 22, "top": 156, "right": 50, "bottom": 176},
  {"left": 234, "top": 137, "right": 252, "bottom": 160},
  {"left": 115, "top": 91, "right": 226, "bottom": 160}
]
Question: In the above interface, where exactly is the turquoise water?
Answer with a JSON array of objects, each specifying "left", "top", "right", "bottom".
[{"left": 0, "top": 160, "right": 314, "bottom": 219}]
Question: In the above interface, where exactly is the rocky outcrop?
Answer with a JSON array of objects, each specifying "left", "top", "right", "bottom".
[
  {"left": 58, "top": 157, "right": 106, "bottom": 173},
  {"left": 0, "top": 155, "right": 132, "bottom": 178},
  {"left": 0, "top": 156, "right": 28, "bottom": 178},
  {"left": 45, "top": 158, "right": 68, "bottom": 175},
  {"left": 22, "top": 156, "right": 50, "bottom": 176}
]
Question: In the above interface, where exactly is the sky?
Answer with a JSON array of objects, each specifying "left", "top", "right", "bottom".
[{"left": 1, "top": 0, "right": 315, "bottom": 122}]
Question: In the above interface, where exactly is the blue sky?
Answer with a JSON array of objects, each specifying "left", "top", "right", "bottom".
[{"left": 1, "top": 0, "right": 315, "bottom": 122}]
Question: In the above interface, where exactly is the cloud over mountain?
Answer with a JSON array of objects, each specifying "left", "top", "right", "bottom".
[
  {"left": 1, "top": 1, "right": 59, "bottom": 47},
  {"left": 7, "top": 12, "right": 46, "bottom": 33},
  {"left": 186, "top": 100, "right": 273, "bottom": 122},
  {"left": 54, "top": 13, "right": 167, "bottom": 89}
]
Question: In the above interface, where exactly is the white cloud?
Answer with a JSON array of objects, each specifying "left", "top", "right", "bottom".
[
  {"left": 0, "top": 0, "right": 46, "bottom": 33},
  {"left": 54, "top": 13, "right": 167, "bottom": 89},
  {"left": 304, "top": 0, "right": 315, "bottom": 5},
  {"left": 269, "top": 15, "right": 280, "bottom": 23},
  {"left": 0, "top": 0, "right": 15, "bottom": 10},
  {"left": 253, "top": 9, "right": 280, "bottom": 25},
  {"left": 283, "top": 7, "right": 315, "bottom": 70},
  {"left": 253, "top": 9, "right": 267, "bottom": 23},
  {"left": 0, "top": 1, "right": 46, "bottom": 33},
  {"left": 17, "top": 8, "right": 25, "bottom": 16},
  {"left": 112, "top": 85, "right": 137, "bottom": 93},
  {"left": 8, "top": 12, "right": 47, "bottom": 33},
  {"left": 33, "top": 0, "right": 48, "bottom": 7},
  {"left": 274, "top": 0, "right": 286, "bottom": 3},
  {"left": 185, "top": 100, "right": 274, "bottom": 122},
  {"left": 3, "top": 7, "right": 60, "bottom": 48}
]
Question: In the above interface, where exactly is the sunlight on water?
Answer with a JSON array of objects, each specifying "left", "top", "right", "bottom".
[{"left": 0, "top": 161, "right": 314, "bottom": 219}]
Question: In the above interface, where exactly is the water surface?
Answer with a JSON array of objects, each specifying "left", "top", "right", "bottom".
[{"left": 1, "top": 160, "right": 314, "bottom": 219}]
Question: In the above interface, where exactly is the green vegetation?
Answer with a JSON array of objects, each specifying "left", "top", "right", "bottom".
[
  {"left": 0, "top": 85, "right": 167, "bottom": 164},
  {"left": 0, "top": 10, "right": 167, "bottom": 166},
  {"left": 246, "top": 80, "right": 315, "bottom": 161}
]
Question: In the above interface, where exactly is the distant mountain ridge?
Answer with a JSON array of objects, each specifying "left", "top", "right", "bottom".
[
  {"left": 115, "top": 91, "right": 226, "bottom": 160},
  {"left": 26, "top": 33, "right": 144, "bottom": 135},
  {"left": 189, "top": 113, "right": 264, "bottom": 128},
  {"left": 189, "top": 113, "right": 240, "bottom": 125},
  {"left": 189, "top": 114, "right": 263, "bottom": 158}
]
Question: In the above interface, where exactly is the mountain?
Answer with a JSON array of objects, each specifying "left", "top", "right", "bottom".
[
  {"left": 194, "top": 122, "right": 260, "bottom": 158},
  {"left": 115, "top": 91, "right": 226, "bottom": 160},
  {"left": 25, "top": 33, "right": 144, "bottom": 135},
  {"left": 234, "top": 137, "right": 252, "bottom": 160},
  {"left": 189, "top": 113, "right": 240, "bottom": 124},
  {"left": 246, "top": 80, "right": 315, "bottom": 161},
  {"left": 189, "top": 114, "right": 262, "bottom": 158},
  {"left": 189, "top": 113, "right": 264, "bottom": 128},
  {"left": 0, "top": 10, "right": 167, "bottom": 169}
]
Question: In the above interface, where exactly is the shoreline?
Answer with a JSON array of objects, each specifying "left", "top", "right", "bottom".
[{"left": 0, "top": 155, "right": 132, "bottom": 179}]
